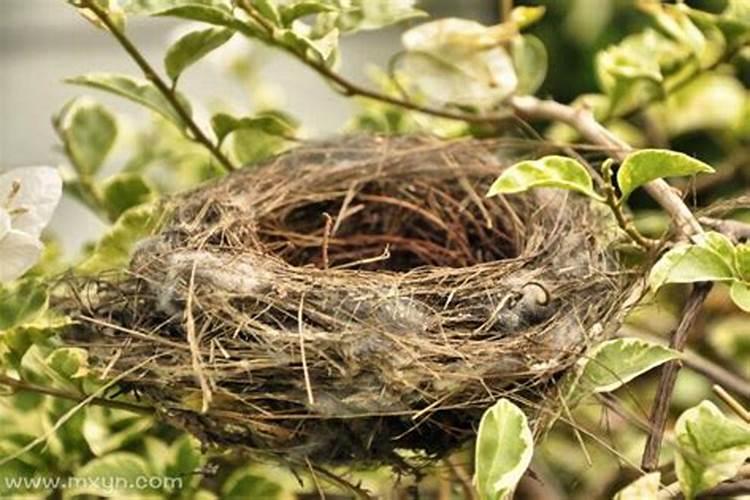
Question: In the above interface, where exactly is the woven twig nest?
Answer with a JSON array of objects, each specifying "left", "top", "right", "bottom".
[{"left": 70, "top": 135, "right": 629, "bottom": 467}]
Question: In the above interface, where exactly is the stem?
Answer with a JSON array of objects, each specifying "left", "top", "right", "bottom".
[
  {"left": 640, "top": 283, "right": 712, "bottom": 472},
  {"left": 601, "top": 159, "right": 655, "bottom": 249},
  {"left": 713, "top": 385, "right": 750, "bottom": 423},
  {"left": 500, "top": 0, "right": 513, "bottom": 22},
  {"left": 0, "top": 373, "right": 154, "bottom": 415},
  {"left": 78, "top": 0, "right": 236, "bottom": 172}
]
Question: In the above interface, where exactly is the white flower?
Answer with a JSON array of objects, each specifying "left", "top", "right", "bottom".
[{"left": 0, "top": 166, "right": 63, "bottom": 282}]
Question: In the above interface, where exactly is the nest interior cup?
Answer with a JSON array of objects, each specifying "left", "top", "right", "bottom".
[{"left": 72, "top": 135, "right": 626, "bottom": 467}]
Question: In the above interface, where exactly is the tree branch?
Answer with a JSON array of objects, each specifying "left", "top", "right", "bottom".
[
  {"left": 640, "top": 283, "right": 712, "bottom": 472},
  {"left": 508, "top": 96, "right": 704, "bottom": 238},
  {"left": 0, "top": 373, "right": 154, "bottom": 415},
  {"left": 78, "top": 0, "right": 236, "bottom": 172}
]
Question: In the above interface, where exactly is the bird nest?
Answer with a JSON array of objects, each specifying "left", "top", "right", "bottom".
[{"left": 68, "top": 135, "right": 629, "bottom": 468}]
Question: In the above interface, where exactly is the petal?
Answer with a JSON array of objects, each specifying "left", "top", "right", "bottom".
[
  {"left": 0, "top": 230, "right": 43, "bottom": 282},
  {"left": 0, "top": 208, "right": 10, "bottom": 240},
  {"left": 0, "top": 166, "right": 63, "bottom": 238}
]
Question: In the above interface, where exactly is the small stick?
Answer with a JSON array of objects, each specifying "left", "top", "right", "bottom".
[
  {"left": 322, "top": 213, "right": 333, "bottom": 270},
  {"left": 641, "top": 283, "right": 712, "bottom": 471},
  {"left": 713, "top": 385, "right": 750, "bottom": 423}
]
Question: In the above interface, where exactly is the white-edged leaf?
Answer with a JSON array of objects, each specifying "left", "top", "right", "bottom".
[
  {"left": 487, "top": 156, "right": 603, "bottom": 201},
  {"left": 211, "top": 112, "right": 296, "bottom": 144},
  {"left": 735, "top": 243, "right": 750, "bottom": 281},
  {"left": 730, "top": 280, "right": 750, "bottom": 312},
  {"left": 614, "top": 472, "right": 661, "bottom": 500},
  {"left": 474, "top": 399, "right": 534, "bottom": 500},
  {"left": 618, "top": 149, "right": 714, "bottom": 200},
  {"left": 66, "top": 73, "right": 192, "bottom": 129},
  {"left": 55, "top": 97, "right": 118, "bottom": 176},
  {"left": 567, "top": 338, "right": 677, "bottom": 403},
  {"left": 80, "top": 202, "right": 165, "bottom": 274},
  {"left": 100, "top": 173, "right": 156, "bottom": 221},
  {"left": 649, "top": 234, "right": 737, "bottom": 291},
  {"left": 675, "top": 401, "right": 750, "bottom": 498},
  {"left": 165, "top": 27, "right": 234, "bottom": 82}
]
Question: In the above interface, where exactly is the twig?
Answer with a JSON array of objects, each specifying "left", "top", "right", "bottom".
[
  {"left": 640, "top": 283, "right": 712, "bottom": 472},
  {"left": 0, "top": 373, "right": 153, "bottom": 415},
  {"left": 445, "top": 455, "right": 478, "bottom": 500},
  {"left": 78, "top": 0, "right": 236, "bottom": 172},
  {"left": 500, "top": 0, "right": 514, "bottom": 22},
  {"left": 509, "top": 96, "right": 704, "bottom": 239},
  {"left": 601, "top": 159, "right": 655, "bottom": 249},
  {"left": 713, "top": 385, "right": 750, "bottom": 423}
]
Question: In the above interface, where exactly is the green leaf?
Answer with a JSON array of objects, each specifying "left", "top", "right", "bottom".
[
  {"left": 166, "top": 434, "right": 202, "bottom": 478},
  {"left": 730, "top": 280, "right": 750, "bottom": 313},
  {"left": 567, "top": 338, "right": 677, "bottom": 403},
  {"left": 487, "top": 156, "right": 603, "bottom": 201},
  {"left": 279, "top": 2, "right": 336, "bottom": 27},
  {"left": 71, "top": 452, "right": 155, "bottom": 497},
  {"left": 474, "top": 399, "right": 534, "bottom": 500},
  {"left": 618, "top": 149, "right": 714, "bottom": 200},
  {"left": 124, "top": 0, "right": 236, "bottom": 27},
  {"left": 735, "top": 243, "right": 750, "bottom": 281},
  {"left": 165, "top": 27, "right": 234, "bottom": 82},
  {"left": 0, "top": 279, "right": 48, "bottom": 331},
  {"left": 331, "top": 0, "right": 425, "bottom": 32},
  {"left": 100, "top": 173, "right": 156, "bottom": 221},
  {"left": 80, "top": 202, "right": 165, "bottom": 273},
  {"left": 46, "top": 347, "right": 89, "bottom": 379},
  {"left": 649, "top": 233, "right": 737, "bottom": 291},
  {"left": 55, "top": 97, "right": 117, "bottom": 176},
  {"left": 252, "top": 0, "right": 281, "bottom": 26},
  {"left": 83, "top": 407, "right": 154, "bottom": 457},
  {"left": 613, "top": 472, "right": 661, "bottom": 500},
  {"left": 231, "top": 127, "right": 289, "bottom": 166},
  {"left": 675, "top": 401, "right": 750, "bottom": 498},
  {"left": 221, "top": 467, "right": 281, "bottom": 499},
  {"left": 510, "top": 34, "right": 547, "bottom": 96},
  {"left": 66, "top": 73, "right": 191, "bottom": 129},
  {"left": 211, "top": 112, "right": 296, "bottom": 145}
]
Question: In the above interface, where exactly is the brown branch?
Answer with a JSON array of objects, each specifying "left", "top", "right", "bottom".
[
  {"left": 509, "top": 96, "right": 704, "bottom": 238},
  {"left": 713, "top": 385, "right": 750, "bottom": 423},
  {"left": 640, "top": 283, "right": 712, "bottom": 472},
  {"left": 0, "top": 373, "right": 154, "bottom": 415},
  {"left": 78, "top": 0, "right": 236, "bottom": 172}
]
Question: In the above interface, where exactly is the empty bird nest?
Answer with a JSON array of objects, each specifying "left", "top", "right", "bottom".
[{"left": 67, "top": 134, "right": 634, "bottom": 469}]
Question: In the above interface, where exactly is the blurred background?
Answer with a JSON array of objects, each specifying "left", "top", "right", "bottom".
[{"left": 0, "top": 1, "right": 501, "bottom": 251}]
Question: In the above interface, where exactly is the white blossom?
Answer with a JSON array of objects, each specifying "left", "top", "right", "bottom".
[{"left": 0, "top": 166, "right": 63, "bottom": 282}]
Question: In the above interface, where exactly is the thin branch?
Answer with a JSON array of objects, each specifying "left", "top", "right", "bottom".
[
  {"left": 78, "top": 0, "right": 236, "bottom": 172},
  {"left": 509, "top": 96, "right": 704, "bottom": 239},
  {"left": 0, "top": 373, "right": 154, "bottom": 415},
  {"left": 713, "top": 385, "right": 750, "bottom": 423},
  {"left": 640, "top": 283, "right": 712, "bottom": 472},
  {"left": 601, "top": 159, "right": 655, "bottom": 249}
]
